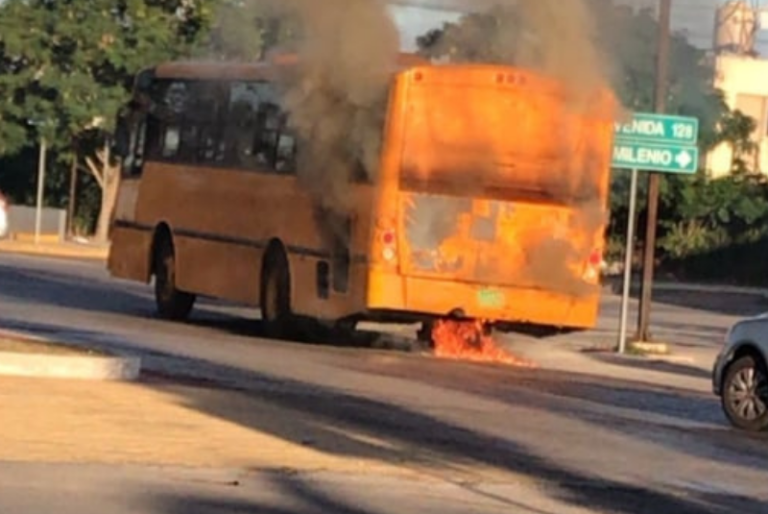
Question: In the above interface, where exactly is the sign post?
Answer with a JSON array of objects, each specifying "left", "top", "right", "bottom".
[
  {"left": 617, "top": 168, "right": 639, "bottom": 355},
  {"left": 612, "top": 112, "right": 700, "bottom": 353}
]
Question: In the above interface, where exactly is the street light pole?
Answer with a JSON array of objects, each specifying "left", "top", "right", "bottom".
[
  {"left": 636, "top": 0, "right": 672, "bottom": 342},
  {"left": 34, "top": 136, "right": 47, "bottom": 245}
]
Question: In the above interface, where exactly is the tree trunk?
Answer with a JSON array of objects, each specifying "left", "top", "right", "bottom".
[
  {"left": 94, "top": 163, "right": 120, "bottom": 243},
  {"left": 92, "top": 139, "right": 120, "bottom": 244}
]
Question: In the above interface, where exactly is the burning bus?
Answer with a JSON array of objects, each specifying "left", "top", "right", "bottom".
[{"left": 108, "top": 52, "right": 617, "bottom": 352}]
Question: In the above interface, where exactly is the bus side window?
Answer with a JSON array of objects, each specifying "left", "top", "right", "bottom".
[
  {"left": 253, "top": 102, "right": 281, "bottom": 170},
  {"left": 253, "top": 104, "right": 297, "bottom": 175},
  {"left": 226, "top": 81, "right": 264, "bottom": 170},
  {"left": 275, "top": 129, "right": 297, "bottom": 174},
  {"left": 224, "top": 80, "right": 297, "bottom": 175},
  {"left": 144, "top": 79, "right": 188, "bottom": 162},
  {"left": 187, "top": 81, "right": 227, "bottom": 165}
]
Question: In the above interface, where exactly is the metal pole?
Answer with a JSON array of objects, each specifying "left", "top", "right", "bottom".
[
  {"left": 34, "top": 136, "right": 47, "bottom": 245},
  {"left": 636, "top": 0, "right": 672, "bottom": 342},
  {"left": 618, "top": 169, "right": 639, "bottom": 354}
]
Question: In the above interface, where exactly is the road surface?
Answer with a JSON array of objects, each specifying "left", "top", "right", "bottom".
[{"left": 1, "top": 253, "right": 767, "bottom": 514}]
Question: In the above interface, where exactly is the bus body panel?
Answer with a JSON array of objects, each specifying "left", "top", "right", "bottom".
[
  {"left": 108, "top": 177, "right": 154, "bottom": 283},
  {"left": 366, "top": 270, "right": 599, "bottom": 330},
  {"left": 109, "top": 158, "right": 377, "bottom": 320},
  {"left": 365, "top": 65, "right": 615, "bottom": 329}
]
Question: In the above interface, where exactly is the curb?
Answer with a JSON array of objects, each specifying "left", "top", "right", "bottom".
[
  {"left": 0, "top": 331, "right": 141, "bottom": 381},
  {"left": 0, "top": 352, "right": 141, "bottom": 381}
]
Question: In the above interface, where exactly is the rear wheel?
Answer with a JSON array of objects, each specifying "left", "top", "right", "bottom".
[
  {"left": 153, "top": 234, "right": 195, "bottom": 321},
  {"left": 260, "top": 248, "right": 293, "bottom": 339},
  {"left": 721, "top": 354, "right": 768, "bottom": 432}
]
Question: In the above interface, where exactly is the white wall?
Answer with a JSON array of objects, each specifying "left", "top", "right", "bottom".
[{"left": 707, "top": 54, "right": 768, "bottom": 177}]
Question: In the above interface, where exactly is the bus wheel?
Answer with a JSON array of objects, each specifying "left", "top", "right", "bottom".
[
  {"left": 416, "top": 320, "right": 436, "bottom": 350},
  {"left": 153, "top": 234, "right": 195, "bottom": 321},
  {"left": 260, "top": 249, "right": 292, "bottom": 339}
]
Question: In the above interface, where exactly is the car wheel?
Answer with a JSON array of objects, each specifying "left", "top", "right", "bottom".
[{"left": 721, "top": 354, "right": 768, "bottom": 432}]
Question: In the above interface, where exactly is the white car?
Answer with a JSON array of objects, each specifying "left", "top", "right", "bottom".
[
  {"left": 713, "top": 315, "right": 768, "bottom": 431},
  {"left": 0, "top": 191, "right": 8, "bottom": 239}
]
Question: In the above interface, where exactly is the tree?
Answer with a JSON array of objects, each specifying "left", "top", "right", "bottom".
[
  {"left": 0, "top": 0, "right": 214, "bottom": 241},
  {"left": 203, "top": 0, "right": 298, "bottom": 60},
  {"left": 712, "top": 109, "right": 759, "bottom": 175}
]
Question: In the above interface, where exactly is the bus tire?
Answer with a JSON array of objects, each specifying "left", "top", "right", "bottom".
[
  {"left": 152, "top": 232, "right": 195, "bottom": 321},
  {"left": 260, "top": 246, "right": 292, "bottom": 339}
]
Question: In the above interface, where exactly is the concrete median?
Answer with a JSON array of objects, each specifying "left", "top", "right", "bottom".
[{"left": 0, "top": 333, "right": 140, "bottom": 381}]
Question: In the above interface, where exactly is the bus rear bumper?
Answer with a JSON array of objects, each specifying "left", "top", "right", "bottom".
[{"left": 366, "top": 270, "right": 600, "bottom": 330}]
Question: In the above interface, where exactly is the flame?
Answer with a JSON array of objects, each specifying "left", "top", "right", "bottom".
[{"left": 430, "top": 319, "right": 537, "bottom": 368}]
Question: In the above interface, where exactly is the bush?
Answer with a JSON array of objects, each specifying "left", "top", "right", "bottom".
[{"left": 607, "top": 171, "right": 768, "bottom": 284}]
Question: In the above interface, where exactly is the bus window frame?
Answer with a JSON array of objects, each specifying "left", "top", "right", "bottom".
[{"left": 136, "top": 75, "right": 299, "bottom": 177}]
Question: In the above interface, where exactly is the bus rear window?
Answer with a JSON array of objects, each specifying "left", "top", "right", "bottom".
[{"left": 398, "top": 77, "right": 608, "bottom": 204}]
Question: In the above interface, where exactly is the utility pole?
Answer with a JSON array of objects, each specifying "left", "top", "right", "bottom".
[
  {"left": 636, "top": 0, "right": 672, "bottom": 342},
  {"left": 34, "top": 136, "right": 47, "bottom": 245}
]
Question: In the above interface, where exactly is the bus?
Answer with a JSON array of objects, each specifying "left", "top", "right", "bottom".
[{"left": 109, "top": 53, "right": 617, "bottom": 342}]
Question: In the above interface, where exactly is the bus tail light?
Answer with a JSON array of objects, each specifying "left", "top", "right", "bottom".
[
  {"left": 582, "top": 248, "right": 603, "bottom": 284},
  {"left": 374, "top": 218, "right": 398, "bottom": 266},
  {"left": 380, "top": 229, "right": 397, "bottom": 263}
]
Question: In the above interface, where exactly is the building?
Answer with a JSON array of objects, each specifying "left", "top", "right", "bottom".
[{"left": 706, "top": 54, "right": 768, "bottom": 177}]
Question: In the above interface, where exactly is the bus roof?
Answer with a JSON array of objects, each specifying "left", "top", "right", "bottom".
[{"left": 152, "top": 52, "right": 431, "bottom": 81}]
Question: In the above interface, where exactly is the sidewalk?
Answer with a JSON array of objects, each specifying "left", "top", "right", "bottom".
[
  {"left": 0, "top": 238, "right": 109, "bottom": 261},
  {"left": 501, "top": 336, "right": 716, "bottom": 394},
  {"left": 0, "top": 374, "right": 415, "bottom": 476}
]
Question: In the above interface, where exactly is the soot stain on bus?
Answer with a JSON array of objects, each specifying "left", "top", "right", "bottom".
[{"left": 212, "top": 0, "right": 615, "bottom": 298}]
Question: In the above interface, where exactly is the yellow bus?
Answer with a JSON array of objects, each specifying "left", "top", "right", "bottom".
[{"left": 109, "top": 53, "right": 617, "bottom": 342}]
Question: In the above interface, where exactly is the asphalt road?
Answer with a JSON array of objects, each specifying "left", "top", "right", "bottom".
[{"left": 2, "top": 253, "right": 768, "bottom": 514}]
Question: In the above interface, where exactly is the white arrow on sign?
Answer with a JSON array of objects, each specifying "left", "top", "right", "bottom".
[{"left": 675, "top": 150, "right": 693, "bottom": 169}]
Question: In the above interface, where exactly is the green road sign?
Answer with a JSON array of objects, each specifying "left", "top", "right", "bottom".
[
  {"left": 612, "top": 141, "right": 699, "bottom": 174},
  {"left": 614, "top": 112, "right": 699, "bottom": 146}
]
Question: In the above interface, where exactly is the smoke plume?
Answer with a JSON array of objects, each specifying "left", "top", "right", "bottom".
[
  {"left": 276, "top": 0, "right": 400, "bottom": 215},
  {"left": 211, "top": 0, "right": 616, "bottom": 298}
]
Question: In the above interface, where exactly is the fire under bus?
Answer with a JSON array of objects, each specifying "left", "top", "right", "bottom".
[{"left": 108, "top": 54, "right": 617, "bottom": 359}]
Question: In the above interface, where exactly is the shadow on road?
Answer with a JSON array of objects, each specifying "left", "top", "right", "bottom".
[
  {"left": 2, "top": 317, "right": 766, "bottom": 514},
  {"left": 149, "top": 471, "right": 556, "bottom": 514},
  {"left": 0, "top": 259, "right": 420, "bottom": 354},
  {"left": 153, "top": 474, "right": 383, "bottom": 514}
]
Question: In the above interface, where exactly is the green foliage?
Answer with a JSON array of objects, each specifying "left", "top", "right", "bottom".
[
  {"left": 0, "top": 0, "right": 211, "bottom": 155},
  {"left": 0, "top": 0, "right": 222, "bottom": 224},
  {"left": 202, "top": 0, "right": 298, "bottom": 60},
  {"left": 712, "top": 109, "right": 759, "bottom": 175},
  {"left": 659, "top": 174, "right": 768, "bottom": 256}
]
